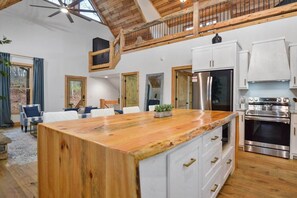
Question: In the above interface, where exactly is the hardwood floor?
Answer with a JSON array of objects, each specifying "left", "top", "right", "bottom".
[
  {"left": 218, "top": 151, "right": 297, "bottom": 198},
  {"left": 0, "top": 151, "right": 296, "bottom": 197}
]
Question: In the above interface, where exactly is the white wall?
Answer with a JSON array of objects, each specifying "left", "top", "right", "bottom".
[
  {"left": 0, "top": 0, "right": 117, "bottom": 121},
  {"left": 90, "top": 16, "right": 297, "bottom": 111}
]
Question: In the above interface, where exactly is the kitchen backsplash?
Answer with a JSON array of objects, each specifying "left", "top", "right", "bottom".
[{"left": 239, "top": 81, "right": 297, "bottom": 108}]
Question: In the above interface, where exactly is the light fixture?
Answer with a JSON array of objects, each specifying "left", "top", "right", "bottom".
[
  {"left": 60, "top": 7, "right": 69, "bottom": 14},
  {"left": 180, "top": 0, "right": 186, "bottom": 3},
  {"left": 104, "top": 76, "right": 108, "bottom": 79}
]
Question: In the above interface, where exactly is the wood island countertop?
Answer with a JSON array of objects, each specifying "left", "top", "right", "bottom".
[
  {"left": 39, "top": 109, "right": 237, "bottom": 160},
  {"left": 38, "top": 109, "right": 238, "bottom": 197}
]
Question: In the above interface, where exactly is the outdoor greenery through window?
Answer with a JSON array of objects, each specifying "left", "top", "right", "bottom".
[
  {"left": 10, "top": 65, "right": 31, "bottom": 114},
  {"left": 47, "top": 0, "right": 102, "bottom": 22}
]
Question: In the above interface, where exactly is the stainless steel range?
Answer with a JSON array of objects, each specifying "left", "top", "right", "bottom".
[{"left": 245, "top": 97, "right": 290, "bottom": 159}]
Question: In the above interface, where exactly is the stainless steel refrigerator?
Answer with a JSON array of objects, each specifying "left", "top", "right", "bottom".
[{"left": 192, "top": 69, "right": 233, "bottom": 111}]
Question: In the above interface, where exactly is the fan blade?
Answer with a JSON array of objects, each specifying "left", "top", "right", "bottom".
[
  {"left": 48, "top": 11, "right": 61, "bottom": 17},
  {"left": 30, "top": 5, "right": 59, "bottom": 9},
  {"left": 69, "top": 10, "right": 91, "bottom": 21},
  {"left": 58, "top": 0, "right": 64, "bottom": 6},
  {"left": 70, "top": 9, "right": 96, "bottom": 13},
  {"left": 68, "top": 0, "right": 84, "bottom": 8},
  {"left": 66, "top": 13, "right": 74, "bottom": 23}
]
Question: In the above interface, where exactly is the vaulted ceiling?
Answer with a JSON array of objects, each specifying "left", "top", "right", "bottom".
[{"left": 150, "top": 0, "right": 193, "bottom": 17}]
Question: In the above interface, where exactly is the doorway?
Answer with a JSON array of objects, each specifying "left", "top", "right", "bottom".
[
  {"left": 65, "top": 75, "right": 87, "bottom": 108},
  {"left": 121, "top": 72, "right": 139, "bottom": 108},
  {"left": 172, "top": 66, "right": 192, "bottom": 109}
]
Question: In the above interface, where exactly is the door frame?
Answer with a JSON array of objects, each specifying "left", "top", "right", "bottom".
[
  {"left": 171, "top": 65, "right": 192, "bottom": 108},
  {"left": 65, "top": 75, "right": 87, "bottom": 108},
  {"left": 121, "top": 72, "right": 139, "bottom": 108}
]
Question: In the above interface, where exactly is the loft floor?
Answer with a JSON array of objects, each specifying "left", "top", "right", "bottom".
[{"left": 0, "top": 128, "right": 296, "bottom": 197}]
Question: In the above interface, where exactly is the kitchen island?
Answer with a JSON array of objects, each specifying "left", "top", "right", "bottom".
[{"left": 38, "top": 109, "right": 238, "bottom": 198}]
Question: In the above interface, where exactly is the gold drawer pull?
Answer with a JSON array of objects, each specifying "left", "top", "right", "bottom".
[
  {"left": 211, "top": 157, "right": 219, "bottom": 164},
  {"left": 183, "top": 158, "right": 197, "bottom": 167},
  {"left": 211, "top": 136, "right": 219, "bottom": 141},
  {"left": 227, "top": 159, "right": 232, "bottom": 164},
  {"left": 211, "top": 184, "right": 219, "bottom": 192}
]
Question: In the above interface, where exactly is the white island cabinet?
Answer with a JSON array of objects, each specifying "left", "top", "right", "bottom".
[
  {"left": 290, "top": 43, "right": 297, "bottom": 89},
  {"left": 192, "top": 41, "right": 241, "bottom": 72},
  {"left": 139, "top": 119, "right": 236, "bottom": 198},
  {"left": 290, "top": 114, "right": 297, "bottom": 159}
]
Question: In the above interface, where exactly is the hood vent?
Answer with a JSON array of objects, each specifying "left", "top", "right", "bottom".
[{"left": 248, "top": 37, "right": 290, "bottom": 82}]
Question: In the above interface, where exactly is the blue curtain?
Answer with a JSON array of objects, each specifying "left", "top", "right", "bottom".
[
  {"left": 33, "top": 58, "right": 44, "bottom": 111},
  {"left": 0, "top": 52, "right": 13, "bottom": 127}
]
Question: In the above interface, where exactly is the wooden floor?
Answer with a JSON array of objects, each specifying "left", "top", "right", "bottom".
[{"left": 0, "top": 151, "right": 296, "bottom": 197}]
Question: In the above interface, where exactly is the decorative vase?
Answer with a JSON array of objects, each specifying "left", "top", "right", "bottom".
[
  {"left": 154, "top": 111, "right": 172, "bottom": 118},
  {"left": 212, "top": 33, "right": 222, "bottom": 44}
]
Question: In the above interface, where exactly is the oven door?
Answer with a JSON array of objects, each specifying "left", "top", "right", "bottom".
[{"left": 245, "top": 116, "right": 290, "bottom": 148}]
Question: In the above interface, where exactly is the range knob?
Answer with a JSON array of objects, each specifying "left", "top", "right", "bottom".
[
  {"left": 248, "top": 97, "right": 254, "bottom": 102},
  {"left": 283, "top": 98, "right": 289, "bottom": 103},
  {"left": 254, "top": 97, "right": 259, "bottom": 102},
  {"left": 276, "top": 98, "right": 281, "bottom": 103}
]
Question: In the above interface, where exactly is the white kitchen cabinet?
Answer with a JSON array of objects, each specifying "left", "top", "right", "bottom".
[
  {"left": 192, "top": 41, "right": 240, "bottom": 72},
  {"left": 290, "top": 43, "right": 297, "bottom": 89},
  {"left": 168, "top": 138, "right": 201, "bottom": 198},
  {"left": 238, "top": 111, "right": 245, "bottom": 148},
  {"left": 290, "top": 114, "right": 297, "bottom": 159},
  {"left": 238, "top": 51, "right": 249, "bottom": 89}
]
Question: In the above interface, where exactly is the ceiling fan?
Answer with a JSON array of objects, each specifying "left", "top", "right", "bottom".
[{"left": 30, "top": 0, "right": 96, "bottom": 23}]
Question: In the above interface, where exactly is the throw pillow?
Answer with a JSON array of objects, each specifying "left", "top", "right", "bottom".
[
  {"left": 24, "top": 106, "right": 40, "bottom": 117},
  {"left": 84, "top": 106, "right": 98, "bottom": 114}
]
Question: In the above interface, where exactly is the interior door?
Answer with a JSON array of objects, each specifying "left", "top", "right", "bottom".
[
  {"left": 65, "top": 76, "right": 87, "bottom": 108},
  {"left": 122, "top": 72, "right": 139, "bottom": 107},
  {"left": 176, "top": 71, "right": 192, "bottom": 109}
]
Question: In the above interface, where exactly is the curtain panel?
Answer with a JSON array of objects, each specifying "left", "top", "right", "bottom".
[
  {"left": 33, "top": 58, "right": 44, "bottom": 111},
  {"left": 0, "top": 52, "right": 13, "bottom": 127}
]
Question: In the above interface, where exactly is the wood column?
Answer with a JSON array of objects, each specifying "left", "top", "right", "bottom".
[{"left": 193, "top": 0, "right": 200, "bottom": 36}]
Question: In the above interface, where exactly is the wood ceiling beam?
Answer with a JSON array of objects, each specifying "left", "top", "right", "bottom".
[
  {"left": 0, "top": 0, "right": 21, "bottom": 10},
  {"left": 134, "top": 0, "right": 148, "bottom": 22}
]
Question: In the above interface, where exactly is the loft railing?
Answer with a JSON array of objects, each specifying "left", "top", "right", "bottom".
[{"left": 89, "top": 0, "right": 297, "bottom": 72}]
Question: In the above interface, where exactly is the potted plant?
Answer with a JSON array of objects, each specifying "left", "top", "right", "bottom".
[{"left": 154, "top": 104, "right": 173, "bottom": 118}]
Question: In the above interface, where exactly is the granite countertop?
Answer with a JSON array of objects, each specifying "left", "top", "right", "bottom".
[{"left": 40, "top": 109, "right": 238, "bottom": 160}]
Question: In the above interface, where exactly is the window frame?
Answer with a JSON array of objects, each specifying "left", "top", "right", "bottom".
[{"left": 10, "top": 62, "right": 33, "bottom": 115}]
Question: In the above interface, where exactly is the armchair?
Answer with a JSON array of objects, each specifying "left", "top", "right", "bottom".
[{"left": 19, "top": 104, "right": 43, "bottom": 132}]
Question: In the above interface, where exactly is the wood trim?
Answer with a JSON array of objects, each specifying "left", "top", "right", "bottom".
[
  {"left": 171, "top": 65, "right": 192, "bottom": 108},
  {"left": 0, "top": 0, "right": 21, "bottom": 10},
  {"left": 10, "top": 62, "right": 33, "bottom": 68},
  {"left": 193, "top": 1, "right": 200, "bottom": 36},
  {"left": 121, "top": 72, "right": 139, "bottom": 109},
  {"left": 123, "top": 8, "right": 297, "bottom": 54},
  {"left": 89, "top": 48, "right": 110, "bottom": 56},
  {"left": 64, "top": 75, "right": 87, "bottom": 108}
]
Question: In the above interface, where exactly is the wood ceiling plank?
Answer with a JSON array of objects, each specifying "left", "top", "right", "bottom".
[{"left": 0, "top": 0, "right": 21, "bottom": 10}]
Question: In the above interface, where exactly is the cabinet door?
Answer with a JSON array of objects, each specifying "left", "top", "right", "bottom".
[
  {"left": 238, "top": 51, "right": 249, "bottom": 89},
  {"left": 238, "top": 111, "right": 245, "bottom": 147},
  {"left": 168, "top": 141, "right": 200, "bottom": 198},
  {"left": 192, "top": 47, "right": 213, "bottom": 72},
  {"left": 212, "top": 44, "right": 236, "bottom": 69},
  {"left": 290, "top": 115, "right": 297, "bottom": 158},
  {"left": 290, "top": 46, "right": 297, "bottom": 88}
]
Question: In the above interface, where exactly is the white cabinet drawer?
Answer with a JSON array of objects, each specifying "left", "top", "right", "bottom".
[
  {"left": 202, "top": 127, "right": 222, "bottom": 153},
  {"left": 202, "top": 142, "right": 222, "bottom": 185},
  {"left": 202, "top": 167, "right": 222, "bottom": 198},
  {"left": 167, "top": 138, "right": 201, "bottom": 198},
  {"left": 221, "top": 146, "right": 234, "bottom": 184}
]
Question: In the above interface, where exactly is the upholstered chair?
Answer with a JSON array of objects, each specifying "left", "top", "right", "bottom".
[{"left": 19, "top": 104, "right": 43, "bottom": 132}]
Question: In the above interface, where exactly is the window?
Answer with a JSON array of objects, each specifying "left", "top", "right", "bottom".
[
  {"left": 10, "top": 65, "right": 32, "bottom": 114},
  {"left": 46, "top": 0, "right": 102, "bottom": 22}
]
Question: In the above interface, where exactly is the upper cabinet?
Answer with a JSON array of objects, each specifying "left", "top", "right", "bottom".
[
  {"left": 192, "top": 41, "right": 241, "bottom": 72},
  {"left": 290, "top": 43, "right": 297, "bottom": 89},
  {"left": 238, "top": 50, "right": 249, "bottom": 90}
]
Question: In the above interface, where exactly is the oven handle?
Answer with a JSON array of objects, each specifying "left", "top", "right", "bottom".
[{"left": 245, "top": 116, "right": 290, "bottom": 124}]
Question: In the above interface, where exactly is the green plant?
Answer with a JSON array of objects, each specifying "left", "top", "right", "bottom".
[
  {"left": 155, "top": 104, "right": 173, "bottom": 112},
  {"left": 0, "top": 36, "right": 12, "bottom": 100}
]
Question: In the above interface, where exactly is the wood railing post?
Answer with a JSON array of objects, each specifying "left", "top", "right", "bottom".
[
  {"left": 120, "top": 29, "right": 125, "bottom": 53},
  {"left": 88, "top": 51, "right": 93, "bottom": 72},
  {"left": 193, "top": 0, "right": 200, "bottom": 36},
  {"left": 109, "top": 41, "right": 114, "bottom": 67}
]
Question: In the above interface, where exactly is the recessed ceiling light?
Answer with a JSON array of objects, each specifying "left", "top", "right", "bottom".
[
  {"left": 60, "top": 8, "right": 68, "bottom": 14},
  {"left": 180, "top": 0, "right": 186, "bottom": 3},
  {"left": 104, "top": 76, "right": 108, "bottom": 79}
]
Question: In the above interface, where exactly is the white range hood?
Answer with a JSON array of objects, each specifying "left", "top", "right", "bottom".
[{"left": 248, "top": 37, "right": 290, "bottom": 82}]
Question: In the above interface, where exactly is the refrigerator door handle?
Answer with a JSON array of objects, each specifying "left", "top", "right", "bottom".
[
  {"left": 206, "top": 76, "right": 210, "bottom": 109},
  {"left": 209, "top": 76, "right": 213, "bottom": 110}
]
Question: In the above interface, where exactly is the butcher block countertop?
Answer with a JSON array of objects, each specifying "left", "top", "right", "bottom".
[{"left": 38, "top": 109, "right": 238, "bottom": 198}]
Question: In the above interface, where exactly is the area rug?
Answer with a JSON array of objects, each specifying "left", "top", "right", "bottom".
[{"left": 2, "top": 128, "right": 37, "bottom": 165}]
